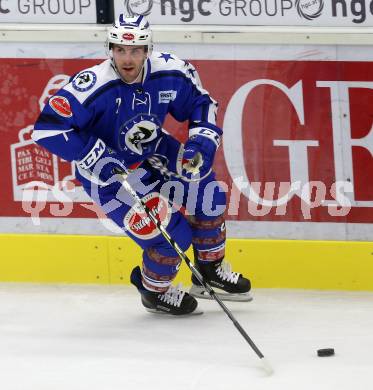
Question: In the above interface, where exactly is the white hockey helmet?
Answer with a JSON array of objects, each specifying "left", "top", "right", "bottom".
[{"left": 107, "top": 14, "right": 152, "bottom": 52}]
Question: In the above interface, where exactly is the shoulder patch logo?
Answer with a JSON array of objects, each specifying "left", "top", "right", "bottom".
[
  {"left": 49, "top": 96, "right": 72, "bottom": 118},
  {"left": 158, "top": 90, "right": 177, "bottom": 104},
  {"left": 72, "top": 70, "right": 97, "bottom": 92}
]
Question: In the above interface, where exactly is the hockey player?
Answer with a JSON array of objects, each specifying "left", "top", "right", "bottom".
[{"left": 32, "top": 14, "right": 251, "bottom": 315}]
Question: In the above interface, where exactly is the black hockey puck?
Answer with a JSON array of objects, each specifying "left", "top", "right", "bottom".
[{"left": 317, "top": 348, "right": 335, "bottom": 357}]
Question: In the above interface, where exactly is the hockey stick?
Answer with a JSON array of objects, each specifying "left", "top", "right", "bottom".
[{"left": 115, "top": 172, "right": 273, "bottom": 375}]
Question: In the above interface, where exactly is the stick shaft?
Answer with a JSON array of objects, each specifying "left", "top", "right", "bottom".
[{"left": 118, "top": 175, "right": 270, "bottom": 365}]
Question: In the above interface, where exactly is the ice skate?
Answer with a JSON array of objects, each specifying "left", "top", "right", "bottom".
[
  {"left": 190, "top": 259, "right": 253, "bottom": 302},
  {"left": 131, "top": 266, "right": 203, "bottom": 316}
]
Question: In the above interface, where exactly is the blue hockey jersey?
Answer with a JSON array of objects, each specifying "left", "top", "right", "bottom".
[{"left": 32, "top": 51, "right": 221, "bottom": 177}]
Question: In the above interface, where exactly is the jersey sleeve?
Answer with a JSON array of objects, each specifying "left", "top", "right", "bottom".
[
  {"left": 32, "top": 88, "right": 95, "bottom": 162},
  {"left": 169, "top": 59, "right": 222, "bottom": 135}
]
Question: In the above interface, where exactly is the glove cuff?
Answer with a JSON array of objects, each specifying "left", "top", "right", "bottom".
[
  {"left": 189, "top": 127, "right": 221, "bottom": 148},
  {"left": 77, "top": 137, "right": 106, "bottom": 169}
]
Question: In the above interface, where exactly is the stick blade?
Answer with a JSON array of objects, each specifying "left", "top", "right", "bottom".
[{"left": 260, "top": 357, "right": 274, "bottom": 375}]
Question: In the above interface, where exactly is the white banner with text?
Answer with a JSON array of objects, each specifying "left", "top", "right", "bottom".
[
  {"left": 114, "top": 0, "right": 373, "bottom": 26},
  {"left": 0, "top": 0, "right": 97, "bottom": 23}
]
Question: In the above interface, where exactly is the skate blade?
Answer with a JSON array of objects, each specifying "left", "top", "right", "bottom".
[
  {"left": 189, "top": 285, "right": 253, "bottom": 302},
  {"left": 145, "top": 307, "right": 204, "bottom": 316}
]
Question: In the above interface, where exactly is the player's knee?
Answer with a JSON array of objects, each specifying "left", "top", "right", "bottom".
[
  {"left": 150, "top": 212, "right": 192, "bottom": 256},
  {"left": 129, "top": 210, "right": 192, "bottom": 256},
  {"left": 199, "top": 181, "right": 227, "bottom": 217},
  {"left": 167, "top": 212, "right": 192, "bottom": 251},
  {"left": 214, "top": 184, "right": 226, "bottom": 207}
]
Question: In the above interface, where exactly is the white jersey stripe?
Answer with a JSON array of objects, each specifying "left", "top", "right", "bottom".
[{"left": 31, "top": 128, "right": 75, "bottom": 142}]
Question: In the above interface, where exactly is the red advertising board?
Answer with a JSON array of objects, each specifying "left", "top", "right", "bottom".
[{"left": 1, "top": 58, "right": 373, "bottom": 224}]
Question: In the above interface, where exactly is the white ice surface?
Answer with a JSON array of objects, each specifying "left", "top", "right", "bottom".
[{"left": 0, "top": 284, "right": 372, "bottom": 390}]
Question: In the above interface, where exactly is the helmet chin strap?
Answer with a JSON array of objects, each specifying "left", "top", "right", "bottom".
[{"left": 123, "top": 58, "right": 147, "bottom": 85}]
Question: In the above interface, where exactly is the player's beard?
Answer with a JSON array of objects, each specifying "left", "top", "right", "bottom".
[
  {"left": 120, "top": 66, "right": 143, "bottom": 83},
  {"left": 117, "top": 57, "right": 147, "bottom": 84}
]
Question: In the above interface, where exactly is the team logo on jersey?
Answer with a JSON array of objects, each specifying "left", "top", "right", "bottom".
[
  {"left": 119, "top": 114, "right": 160, "bottom": 155},
  {"left": 158, "top": 90, "right": 177, "bottom": 104},
  {"left": 49, "top": 96, "right": 72, "bottom": 118},
  {"left": 72, "top": 71, "right": 97, "bottom": 92},
  {"left": 124, "top": 193, "right": 172, "bottom": 240}
]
